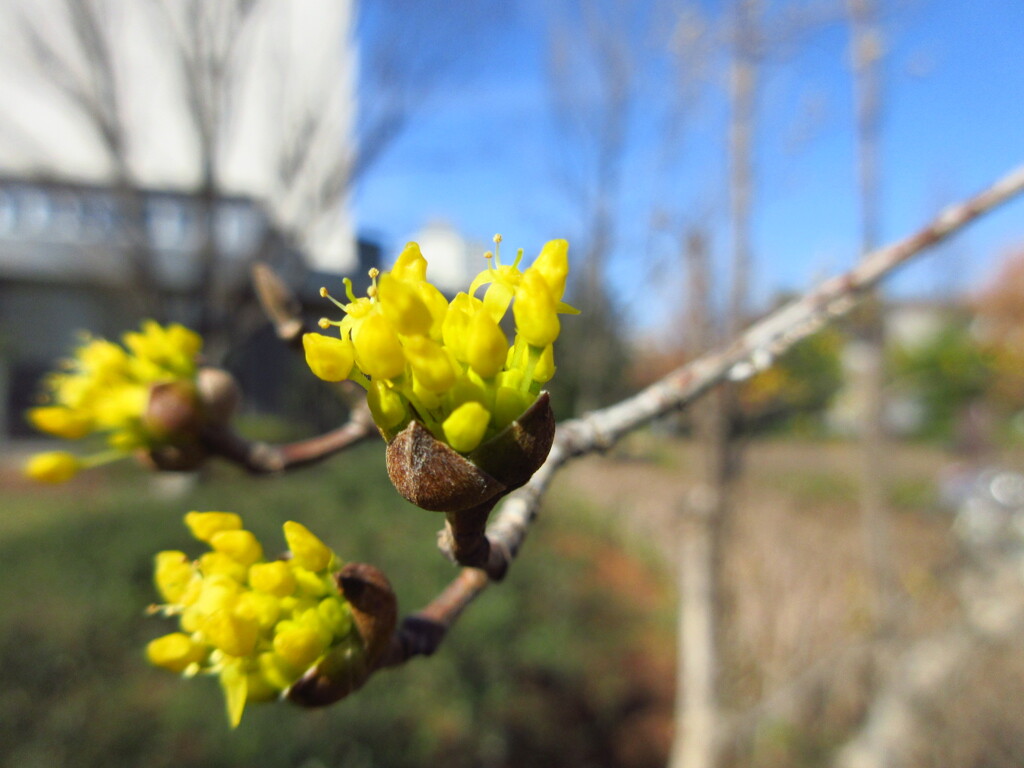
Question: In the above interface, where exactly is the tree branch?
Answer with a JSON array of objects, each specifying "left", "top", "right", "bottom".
[
  {"left": 202, "top": 413, "right": 376, "bottom": 474},
  {"left": 251, "top": 261, "right": 310, "bottom": 348},
  {"left": 378, "top": 161, "right": 1024, "bottom": 669}
]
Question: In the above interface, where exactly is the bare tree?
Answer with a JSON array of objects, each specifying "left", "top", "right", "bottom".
[
  {"left": 668, "top": 3, "right": 762, "bottom": 766},
  {"left": 846, "top": 0, "right": 896, "bottom": 636},
  {"left": 671, "top": 228, "right": 731, "bottom": 768},
  {"left": 0, "top": 0, "right": 472, "bottom": 350}
]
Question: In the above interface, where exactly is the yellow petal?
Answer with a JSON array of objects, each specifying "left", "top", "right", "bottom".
[
  {"left": 528, "top": 239, "right": 570, "bottom": 300},
  {"left": 205, "top": 609, "right": 259, "bottom": 657},
  {"left": 466, "top": 310, "right": 509, "bottom": 379},
  {"left": 210, "top": 529, "right": 264, "bottom": 566},
  {"left": 482, "top": 280, "right": 515, "bottom": 324},
  {"left": 378, "top": 274, "right": 432, "bottom": 336},
  {"left": 416, "top": 282, "right": 449, "bottom": 339},
  {"left": 283, "top": 521, "right": 334, "bottom": 572},
  {"left": 273, "top": 624, "right": 328, "bottom": 671},
  {"left": 154, "top": 551, "right": 195, "bottom": 603},
  {"left": 24, "top": 451, "right": 81, "bottom": 483},
  {"left": 249, "top": 561, "right": 297, "bottom": 597},
  {"left": 390, "top": 241, "right": 428, "bottom": 283},
  {"left": 513, "top": 272, "right": 560, "bottom": 347},
  {"left": 146, "top": 632, "right": 207, "bottom": 673},
  {"left": 27, "top": 406, "right": 94, "bottom": 439},
  {"left": 403, "top": 336, "right": 456, "bottom": 393},
  {"left": 185, "top": 511, "right": 242, "bottom": 542},
  {"left": 303, "top": 333, "right": 354, "bottom": 382},
  {"left": 532, "top": 344, "right": 556, "bottom": 383},
  {"left": 352, "top": 314, "right": 405, "bottom": 380}
]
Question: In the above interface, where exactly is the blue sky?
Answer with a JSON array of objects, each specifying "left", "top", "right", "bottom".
[{"left": 353, "top": 0, "right": 1024, "bottom": 333}]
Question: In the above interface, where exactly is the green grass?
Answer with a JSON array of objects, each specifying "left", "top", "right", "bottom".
[{"left": 0, "top": 444, "right": 674, "bottom": 768}]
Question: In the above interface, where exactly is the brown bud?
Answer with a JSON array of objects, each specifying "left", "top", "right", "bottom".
[
  {"left": 468, "top": 392, "right": 555, "bottom": 491},
  {"left": 337, "top": 562, "right": 398, "bottom": 666},
  {"left": 137, "top": 440, "right": 209, "bottom": 472},
  {"left": 286, "top": 562, "right": 397, "bottom": 707},
  {"left": 196, "top": 367, "right": 241, "bottom": 426},
  {"left": 385, "top": 392, "right": 555, "bottom": 514},
  {"left": 386, "top": 393, "right": 555, "bottom": 570},
  {"left": 386, "top": 421, "right": 506, "bottom": 512},
  {"left": 143, "top": 381, "right": 203, "bottom": 440}
]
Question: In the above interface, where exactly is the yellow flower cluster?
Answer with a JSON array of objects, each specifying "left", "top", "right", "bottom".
[
  {"left": 147, "top": 512, "right": 360, "bottom": 727},
  {"left": 24, "top": 320, "right": 202, "bottom": 482},
  {"left": 304, "top": 237, "right": 576, "bottom": 453}
]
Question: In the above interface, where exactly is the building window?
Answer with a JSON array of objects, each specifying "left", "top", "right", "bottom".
[
  {"left": 19, "top": 189, "right": 51, "bottom": 234},
  {"left": 147, "top": 198, "right": 187, "bottom": 250},
  {"left": 0, "top": 191, "right": 15, "bottom": 235}
]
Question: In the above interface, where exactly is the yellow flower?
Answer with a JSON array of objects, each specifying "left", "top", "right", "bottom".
[
  {"left": 24, "top": 451, "right": 82, "bottom": 483},
  {"left": 308, "top": 236, "right": 577, "bottom": 451},
  {"left": 148, "top": 513, "right": 360, "bottom": 727},
  {"left": 353, "top": 314, "right": 406, "bottom": 380},
  {"left": 27, "top": 406, "right": 94, "bottom": 439},
  {"left": 24, "top": 321, "right": 203, "bottom": 482},
  {"left": 302, "top": 333, "right": 354, "bottom": 382},
  {"left": 443, "top": 401, "right": 491, "bottom": 454}
]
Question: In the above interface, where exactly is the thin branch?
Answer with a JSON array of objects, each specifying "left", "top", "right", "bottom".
[
  {"left": 251, "top": 262, "right": 309, "bottom": 348},
  {"left": 202, "top": 414, "right": 376, "bottom": 474},
  {"left": 378, "top": 161, "right": 1024, "bottom": 668}
]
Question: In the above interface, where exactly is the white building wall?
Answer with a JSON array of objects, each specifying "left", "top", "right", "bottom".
[{"left": 0, "top": 0, "right": 359, "bottom": 272}]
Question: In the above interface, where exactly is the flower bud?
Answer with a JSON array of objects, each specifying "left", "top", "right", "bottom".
[
  {"left": 467, "top": 391, "right": 555, "bottom": 492},
  {"left": 466, "top": 311, "right": 508, "bottom": 378},
  {"left": 210, "top": 529, "right": 264, "bottom": 566},
  {"left": 353, "top": 314, "right": 405, "bottom": 380},
  {"left": 386, "top": 419, "right": 505, "bottom": 512},
  {"left": 403, "top": 336, "right": 456, "bottom": 393},
  {"left": 139, "top": 441, "right": 208, "bottom": 472},
  {"left": 25, "top": 451, "right": 81, "bottom": 483},
  {"left": 287, "top": 563, "right": 396, "bottom": 707},
  {"left": 27, "top": 406, "right": 93, "bottom": 439},
  {"left": 366, "top": 379, "right": 408, "bottom": 434},
  {"left": 390, "top": 242, "right": 428, "bottom": 283},
  {"left": 303, "top": 333, "right": 355, "bottom": 382},
  {"left": 155, "top": 551, "right": 195, "bottom": 603},
  {"left": 147, "top": 632, "right": 207, "bottom": 673},
  {"left": 185, "top": 511, "right": 243, "bottom": 542},
  {"left": 284, "top": 521, "right": 334, "bottom": 571},
  {"left": 249, "top": 561, "right": 297, "bottom": 597},
  {"left": 416, "top": 282, "right": 449, "bottom": 338},
  {"left": 442, "top": 401, "right": 491, "bottom": 454},
  {"left": 143, "top": 381, "right": 203, "bottom": 441},
  {"left": 529, "top": 239, "right": 570, "bottom": 300},
  {"left": 378, "top": 274, "right": 433, "bottom": 336},
  {"left": 513, "top": 272, "right": 560, "bottom": 347}
]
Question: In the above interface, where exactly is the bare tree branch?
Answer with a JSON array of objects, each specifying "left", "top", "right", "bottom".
[
  {"left": 377, "top": 161, "right": 1024, "bottom": 672},
  {"left": 201, "top": 414, "right": 376, "bottom": 474},
  {"left": 251, "top": 262, "right": 309, "bottom": 348}
]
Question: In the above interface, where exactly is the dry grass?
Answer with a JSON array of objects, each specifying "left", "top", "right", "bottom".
[{"left": 552, "top": 433, "right": 1024, "bottom": 767}]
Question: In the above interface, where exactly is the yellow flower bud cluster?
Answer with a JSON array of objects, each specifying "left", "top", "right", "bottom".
[
  {"left": 305, "top": 238, "right": 577, "bottom": 454},
  {"left": 147, "top": 512, "right": 360, "bottom": 727},
  {"left": 24, "top": 320, "right": 202, "bottom": 483}
]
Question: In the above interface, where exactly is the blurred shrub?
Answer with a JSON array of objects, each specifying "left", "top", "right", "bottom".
[
  {"left": 738, "top": 327, "right": 845, "bottom": 434},
  {"left": 891, "top": 320, "right": 993, "bottom": 441}
]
